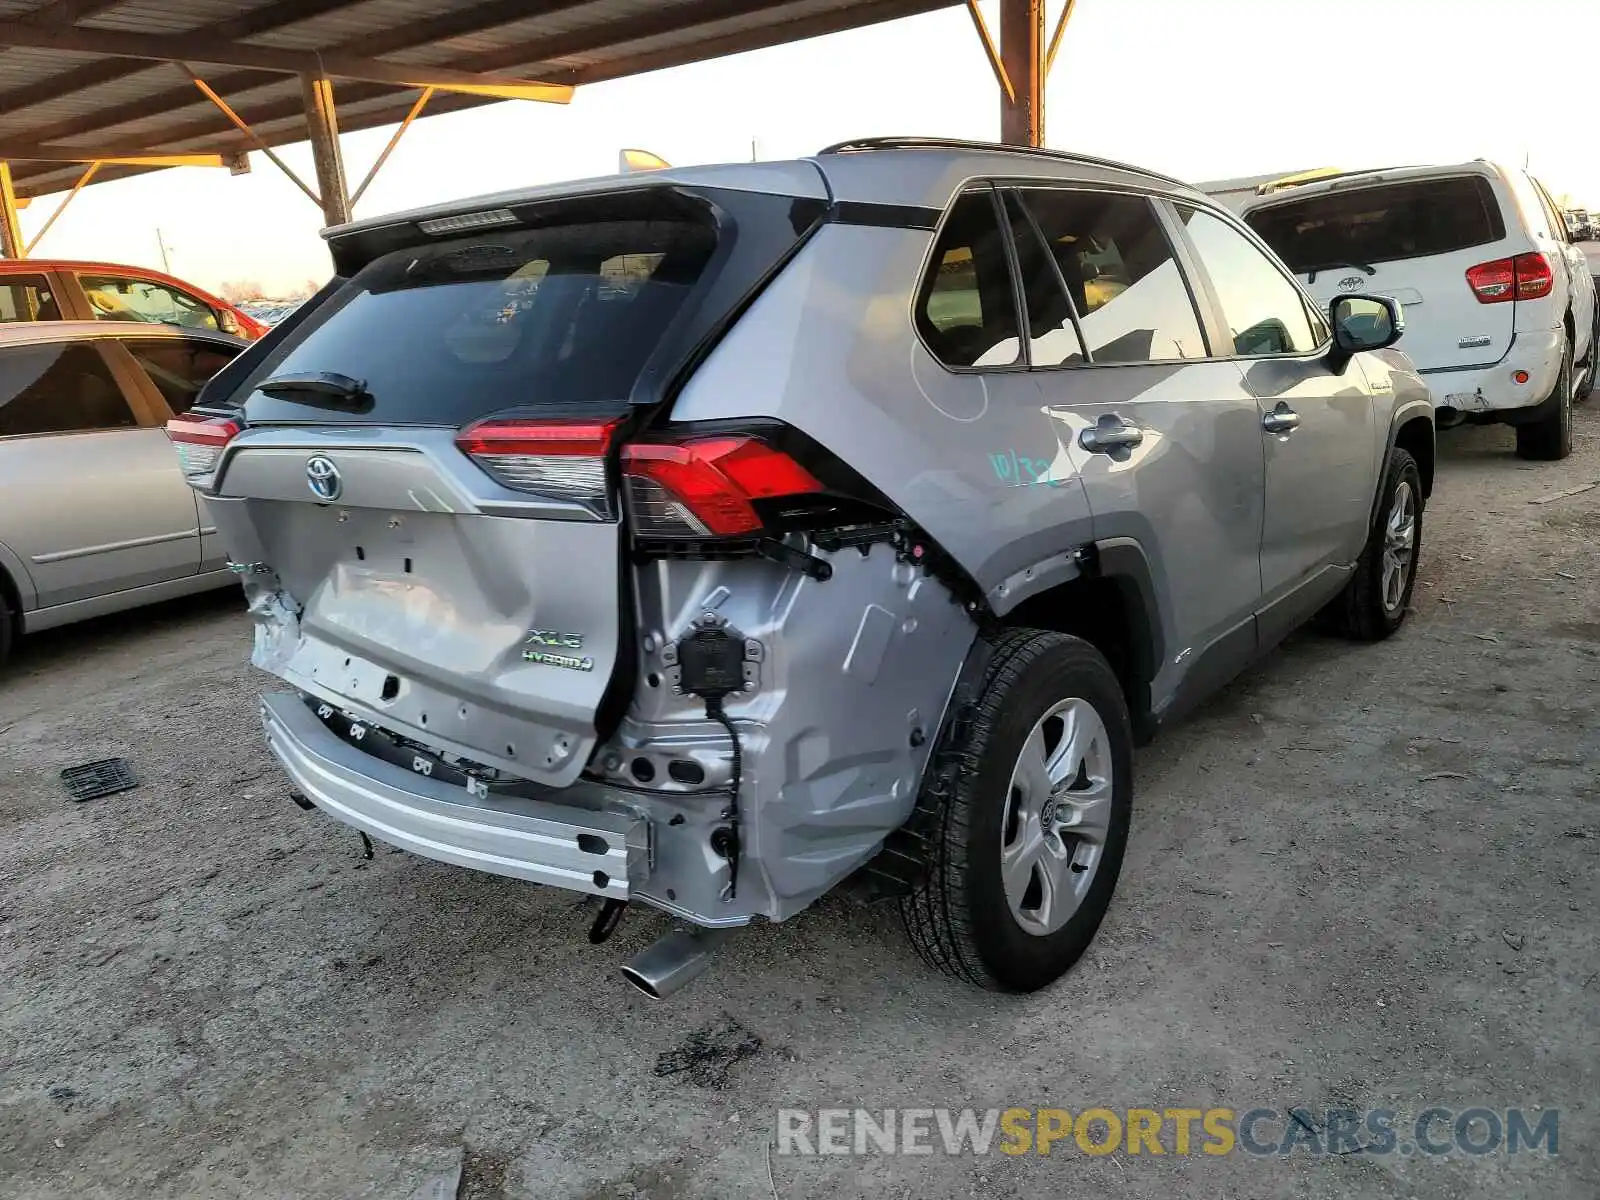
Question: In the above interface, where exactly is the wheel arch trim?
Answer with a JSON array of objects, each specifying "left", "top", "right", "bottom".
[{"left": 0, "top": 538, "right": 36, "bottom": 615}]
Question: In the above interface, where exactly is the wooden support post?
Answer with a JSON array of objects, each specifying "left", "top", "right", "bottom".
[
  {"left": 301, "top": 73, "right": 350, "bottom": 227},
  {"left": 0, "top": 162, "right": 24, "bottom": 258},
  {"left": 999, "top": 0, "right": 1045, "bottom": 147}
]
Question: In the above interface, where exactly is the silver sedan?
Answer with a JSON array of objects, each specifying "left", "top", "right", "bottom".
[{"left": 0, "top": 321, "right": 245, "bottom": 664}]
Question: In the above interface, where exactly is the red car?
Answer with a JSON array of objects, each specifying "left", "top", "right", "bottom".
[{"left": 0, "top": 258, "right": 268, "bottom": 340}]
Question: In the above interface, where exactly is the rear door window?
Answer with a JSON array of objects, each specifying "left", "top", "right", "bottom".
[
  {"left": 1017, "top": 188, "right": 1208, "bottom": 363},
  {"left": 80, "top": 274, "right": 221, "bottom": 330},
  {"left": 122, "top": 336, "right": 240, "bottom": 414},
  {"left": 916, "top": 189, "right": 1023, "bottom": 368},
  {"left": 1530, "top": 178, "right": 1567, "bottom": 241},
  {"left": 1001, "top": 191, "right": 1087, "bottom": 367},
  {"left": 1245, "top": 176, "right": 1506, "bottom": 271},
  {"left": 241, "top": 214, "right": 717, "bottom": 425},
  {"left": 0, "top": 274, "right": 62, "bottom": 322},
  {"left": 0, "top": 342, "right": 137, "bottom": 437}
]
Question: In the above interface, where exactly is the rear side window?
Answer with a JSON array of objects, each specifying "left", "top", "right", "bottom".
[
  {"left": 1530, "top": 178, "right": 1567, "bottom": 241},
  {"left": 1018, "top": 189, "right": 1208, "bottom": 363},
  {"left": 123, "top": 336, "right": 239, "bottom": 414},
  {"left": 0, "top": 342, "right": 136, "bottom": 437},
  {"left": 242, "top": 215, "right": 717, "bottom": 425},
  {"left": 1002, "top": 192, "right": 1087, "bottom": 367},
  {"left": 0, "top": 274, "right": 61, "bottom": 322},
  {"left": 81, "top": 275, "right": 220, "bottom": 330},
  {"left": 916, "top": 190, "right": 1022, "bottom": 368},
  {"left": 1245, "top": 176, "right": 1506, "bottom": 271}
]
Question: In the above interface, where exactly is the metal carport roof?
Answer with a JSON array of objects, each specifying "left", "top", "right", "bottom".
[
  {"left": 0, "top": 0, "right": 965, "bottom": 199},
  {"left": 0, "top": 0, "right": 1077, "bottom": 256}
]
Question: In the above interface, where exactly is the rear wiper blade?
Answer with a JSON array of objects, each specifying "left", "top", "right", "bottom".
[
  {"left": 256, "top": 371, "right": 373, "bottom": 412},
  {"left": 1304, "top": 260, "right": 1376, "bottom": 284}
]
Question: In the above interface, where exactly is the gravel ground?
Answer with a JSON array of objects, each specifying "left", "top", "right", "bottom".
[{"left": 2, "top": 409, "right": 1597, "bottom": 1200}]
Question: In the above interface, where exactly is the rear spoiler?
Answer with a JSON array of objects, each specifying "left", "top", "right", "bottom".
[{"left": 1256, "top": 166, "right": 1385, "bottom": 195}]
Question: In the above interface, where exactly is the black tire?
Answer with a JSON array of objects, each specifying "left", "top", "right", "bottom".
[
  {"left": 1515, "top": 337, "right": 1573, "bottom": 461},
  {"left": 899, "top": 630, "right": 1134, "bottom": 992},
  {"left": 0, "top": 573, "right": 14, "bottom": 668},
  {"left": 1327, "top": 447, "right": 1423, "bottom": 641},
  {"left": 1578, "top": 307, "right": 1599, "bottom": 404}
]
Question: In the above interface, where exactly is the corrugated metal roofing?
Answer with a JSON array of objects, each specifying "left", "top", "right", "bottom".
[{"left": 0, "top": 0, "right": 957, "bottom": 198}]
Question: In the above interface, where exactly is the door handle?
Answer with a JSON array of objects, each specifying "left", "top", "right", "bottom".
[
  {"left": 1079, "top": 415, "right": 1145, "bottom": 454},
  {"left": 1262, "top": 403, "right": 1301, "bottom": 435}
]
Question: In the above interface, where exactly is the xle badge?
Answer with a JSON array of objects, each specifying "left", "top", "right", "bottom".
[{"left": 522, "top": 629, "right": 593, "bottom": 672}]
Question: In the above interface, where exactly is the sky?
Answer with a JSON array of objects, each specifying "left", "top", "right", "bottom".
[{"left": 15, "top": 0, "right": 1598, "bottom": 297}]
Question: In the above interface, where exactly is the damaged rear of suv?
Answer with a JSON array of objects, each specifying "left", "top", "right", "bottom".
[{"left": 176, "top": 141, "right": 1430, "bottom": 996}]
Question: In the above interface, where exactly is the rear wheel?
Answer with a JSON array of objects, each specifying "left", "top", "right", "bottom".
[
  {"left": 899, "top": 630, "right": 1133, "bottom": 992},
  {"left": 1515, "top": 337, "right": 1573, "bottom": 461},
  {"left": 1578, "top": 307, "right": 1600, "bottom": 403},
  {"left": 0, "top": 578, "right": 14, "bottom": 668},
  {"left": 1327, "top": 447, "right": 1423, "bottom": 642}
]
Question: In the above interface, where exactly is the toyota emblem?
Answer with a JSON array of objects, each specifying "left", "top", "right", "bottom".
[
  {"left": 1337, "top": 275, "right": 1364, "bottom": 291},
  {"left": 306, "top": 454, "right": 342, "bottom": 502}
]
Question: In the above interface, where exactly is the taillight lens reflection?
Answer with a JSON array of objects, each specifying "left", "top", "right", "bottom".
[
  {"left": 622, "top": 436, "right": 823, "bottom": 537},
  {"left": 165, "top": 416, "right": 241, "bottom": 484},
  {"left": 456, "top": 417, "right": 620, "bottom": 515}
]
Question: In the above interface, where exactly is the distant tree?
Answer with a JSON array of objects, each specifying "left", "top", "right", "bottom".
[{"left": 219, "top": 279, "right": 265, "bottom": 303}]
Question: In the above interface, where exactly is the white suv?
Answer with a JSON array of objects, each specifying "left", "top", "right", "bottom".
[{"left": 1243, "top": 162, "right": 1597, "bottom": 460}]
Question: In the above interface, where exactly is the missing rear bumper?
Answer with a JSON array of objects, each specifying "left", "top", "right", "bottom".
[{"left": 260, "top": 692, "right": 649, "bottom": 900}]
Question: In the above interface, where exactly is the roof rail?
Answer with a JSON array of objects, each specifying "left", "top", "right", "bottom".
[{"left": 816, "top": 137, "right": 1190, "bottom": 189}]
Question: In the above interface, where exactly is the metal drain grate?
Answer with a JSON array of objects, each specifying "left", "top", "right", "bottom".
[{"left": 60, "top": 758, "right": 138, "bottom": 802}]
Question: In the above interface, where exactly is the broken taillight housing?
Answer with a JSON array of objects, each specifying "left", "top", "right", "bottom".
[
  {"left": 621, "top": 435, "right": 824, "bottom": 537},
  {"left": 165, "top": 415, "right": 241, "bottom": 486},
  {"left": 456, "top": 417, "right": 620, "bottom": 515}
]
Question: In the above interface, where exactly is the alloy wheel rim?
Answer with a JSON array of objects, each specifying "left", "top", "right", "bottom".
[
  {"left": 1381, "top": 480, "right": 1416, "bottom": 613},
  {"left": 999, "top": 697, "right": 1113, "bottom": 937}
]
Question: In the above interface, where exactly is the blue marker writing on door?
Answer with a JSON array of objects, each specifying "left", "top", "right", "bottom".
[{"left": 991, "top": 449, "right": 1070, "bottom": 488}]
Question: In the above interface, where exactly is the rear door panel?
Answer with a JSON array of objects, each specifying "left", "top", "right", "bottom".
[
  {"left": 0, "top": 340, "right": 200, "bottom": 608},
  {"left": 120, "top": 333, "right": 247, "bottom": 573}
]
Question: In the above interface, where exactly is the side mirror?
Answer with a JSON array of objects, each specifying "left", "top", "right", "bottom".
[
  {"left": 1328, "top": 293, "right": 1403, "bottom": 372},
  {"left": 218, "top": 309, "right": 242, "bottom": 336}
]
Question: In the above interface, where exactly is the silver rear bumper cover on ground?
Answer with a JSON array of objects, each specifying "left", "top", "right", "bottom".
[{"left": 260, "top": 692, "right": 649, "bottom": 900}]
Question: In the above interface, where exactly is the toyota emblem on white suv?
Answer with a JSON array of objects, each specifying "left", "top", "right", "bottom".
[{"left": 305, "top": 455, "right": 342, "bottom": 501}]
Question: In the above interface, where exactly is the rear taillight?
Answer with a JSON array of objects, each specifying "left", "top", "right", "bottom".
[
  {"left": 1466, "top": 252, "right": 1553, "bottom": 303},
  {"left": 165, "top": 415, "right": 240, "bottom": 484},
  {"left": 622, "top": 436, "right": 824, "bottom": 537},
  {"left": 456, "top": 417, "right": 619, "bottom": 514}
]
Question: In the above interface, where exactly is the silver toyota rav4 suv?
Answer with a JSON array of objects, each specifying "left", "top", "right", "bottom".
[{"left": 172, "top": 138, "right": 1434, "bottom": 996}]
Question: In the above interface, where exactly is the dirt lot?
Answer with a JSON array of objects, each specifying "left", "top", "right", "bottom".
[{"left": 2, "top": 410, "right": 1597, "bottom": 1200}]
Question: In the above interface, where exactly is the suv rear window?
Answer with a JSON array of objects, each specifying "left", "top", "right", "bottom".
[
  {"left": 239, "top": 215, "right": 717, "bottom": 425},
  {"left": 1246, "top": 175, "right": 1505, "bottom": 271}
]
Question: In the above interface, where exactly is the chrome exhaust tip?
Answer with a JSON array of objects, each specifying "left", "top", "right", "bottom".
[{"left": 620, "top": 928, "right": 730, "bottom": 999}]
